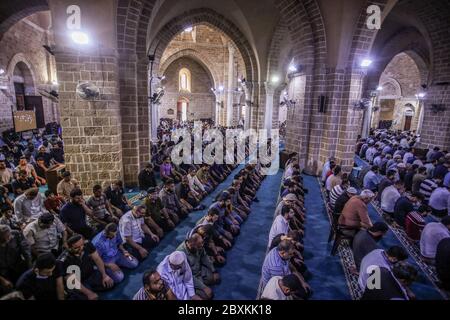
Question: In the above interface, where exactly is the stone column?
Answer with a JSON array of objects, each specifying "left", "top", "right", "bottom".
[
  {"left": 54, "top": 46, "right": 123, "bottom": 194},
  {"left": 226, "top": 43, "right": 235, "bottom": 127},
  {"left": 242, "top": 82, "right": 252, "bottom": 130},
  {"left": 264, "top": 82, "right": 275, "bottom": 136}
]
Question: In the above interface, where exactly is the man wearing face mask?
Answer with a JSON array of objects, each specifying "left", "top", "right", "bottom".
[
  {"left": 358, "top": 246, "right": 409, "bottom": 291},
  {"left": 176, "top": 233, "right": 220, "bottom": 300},
  {"left": 159, "top": 179, "right": 189, "bottom": 219},
  {"left": 11, "top": 170, "right": 37, "bottom": 196},
  {"left": 261, "top": 240, "right": 311, "bottom": 300},
  {"left": 133, "top": 270, "right": 177, "bottom": 300},
  {"left": 144, "top": 187, "right": 178, "bottom": 232},
  {"left": 156, "top": 251, "right": 202, "bottom": 300},
  {"left": 118, "top": 205, "right": 159, "bottom": 261},
  {"left": 0, "top": 160, "right": 13, "bottom": 192},
  {"left": 16, "top": 252, "right": 65, "bottom": 300},
  {"left": 23, "top": 212, "right": 67, "bottom": 258},
  {"left": 57, "top": 234, "right": 115, "bottom": 300},
  {"left": 352, "top": 222, "right": 389, "bottom": 269}
]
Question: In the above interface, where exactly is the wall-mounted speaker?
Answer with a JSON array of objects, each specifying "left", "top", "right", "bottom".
[{"left": 318, "top": 95, "right": 327, "bottom": 113}]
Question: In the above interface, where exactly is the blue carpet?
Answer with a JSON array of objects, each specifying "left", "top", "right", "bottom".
[
  {"left": 302, "top": 175, "right": 351, "bottom": 300},
  {"left": 102, "top": 165, "right": 244, "bottom": 300},
  {"left": 213, "top": 169, "right": 284, "bottom": 300}
]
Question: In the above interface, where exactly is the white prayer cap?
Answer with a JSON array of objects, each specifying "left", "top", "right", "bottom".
[
  {"left": 360, "top": 189, "right": 375, "bottom": 199},
  {"left": 346, "top": 187, "right": 358, "bottom": 195},
  {"left": 168, "top": 251, "right": 185, "bottom": 265}
]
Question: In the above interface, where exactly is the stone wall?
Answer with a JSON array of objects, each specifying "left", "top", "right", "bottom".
[
  {"left": 0, "top": 12, "right": 58, "bottom": 133},
  {"left": 160, "top": 56, "right": 215, "bottom": 120}
]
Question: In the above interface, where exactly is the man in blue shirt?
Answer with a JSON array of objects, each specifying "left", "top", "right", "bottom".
[
  {"left": 363, "top": 165, "right": 381, "bottom": 192},
  {"left": 261, "top": 240, "right": 311, "bottom": 299},
  {"left": 92, "top": 223, "right": 139, "bottom": 284}
]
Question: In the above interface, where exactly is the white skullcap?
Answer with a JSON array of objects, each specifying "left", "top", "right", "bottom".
[
  {"left": 168, "top": 251, "right": 185, "bottom": 265},
  {"left": 346, "top": 187, "right": 358, "bottom": 195},
  {"left": 360, "top": 189, "right": 375, "bottom": 199}
]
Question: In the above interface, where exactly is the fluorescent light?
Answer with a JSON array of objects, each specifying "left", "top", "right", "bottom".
[
  {"left": 0, "top": 68, "right": 4, "bottom": 75},
  {"left": 218, "top": 85, "right": 224, "bottom": 92},
  {"left": 184, "top": 27, "right": 193, "bottom": 32},
  {"left": 288, "top": 65, "right": 297, "bottom": 72},
  {"left": 52, "top": 81, "right": 59, "bottom": 86},
  {"left": 376, "top": 86, "right": 383, "bottom": 91},
  {"left": 417, "top": 92, "right": 426, "bottom": 98},
  {"left": 360, "top": 59, "right": 373, "bottom": 68},
  {"left": 71, "top": 31, "right": 89, "bottom": 45},
  {"left": 271, "top": 76, "right": 280, "bottom": 83}
]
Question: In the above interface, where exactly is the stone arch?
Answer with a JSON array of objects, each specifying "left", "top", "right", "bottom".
[
  {"left": 7, "top": 53, "right": 37, "bottom": 95},
  {"left": 0, "top": 1, "right": 48, "bottom": 41},
  {"left": 159, "top": 49, "right": 219, "bottom": 88},
  {"left": 146, "top": 8, "right": 257, "bottom": 83},
  {"left": 379, "top": 77, "right": 402, "bottom": 99}
]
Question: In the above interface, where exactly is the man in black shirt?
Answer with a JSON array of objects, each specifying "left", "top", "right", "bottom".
[
  {"left": 16, "top": 253, "right": 65, "bottom": 300},
  {"left": 59, "top": 188, "right": 95, "bottom": 240},
  {"left": 50, "top": 142, "right": 64, "bottom": 164},
  {"left": 393, "top": 192, "right": 423, "bottom": 227},
  {"left": 138, "top": 163, "right": 157, "bottom": 192},
  {"left": 11, "top": 170, "right": 36, "bottom": 196},
  {"left": 352, "top": 222, "right": 389, "bottom": 269},
  {"left": 361, "top": 262, "right": 417, "bottom": 300},
  {"left": 0, "top": 225, "right": 32, "bottom": 296},
  {"left": 57, "top": 234, "right": 114, "bottom": 300},
  {"left": 33, "top": 157, "right": 48, "bottom": 184},
  {"left": 436, "top": 237, "right": 450, "bottom": 291},
  {"left": 105, "top": 180, "right": 131, "bottom": 215},
  {"left": 333, "top": 187, "right": 358, "bottom": 215}
]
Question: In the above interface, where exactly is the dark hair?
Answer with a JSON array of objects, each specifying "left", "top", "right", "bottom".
[
  {"left": 411, "top": 192, "right": 424, "bottom": 201},
  {"left": 62, "top": 171, "right": 71, "bottom": 178},
  {"left": 371, "top": 165, "right": 379, "bottom": 172},
  {"left": 333, "top": 165, "right": 342, "bottom": 175},
  {"left": 369, "top": 222, "right": 388, "bottom": 233},
  {"left": 281, "top": 274, "right": 301, "bottom": 291},
  {"left": 441, "top": 216, "right": 450, "bottom": 227},
  {"left": 70, "top": 188, "right": 83, "bottom": 198},
  {"left": 44, "top": 190, "right": 54, "bottom": 198},
  {"left": 392, "top": 262, "right": 418, "bottom": 283},
  {"left": 418, "top": 167, "right": 427, "bottom": 174},
  {"left": 93, "top": 184, "right": 102, "bottom": 192},
  {"left": 105, "top": 223, "right": 118, "bottom": 233},
  {"left": 386, "top": 246, "right": 408, "bottom": 261},
  {"left": 281, "top": 205, "right": 291, "bottom": 217},
  {"left": 207, "top": 207, "right": 220, "bottom": 217},
  {"left": 67, "top": 234, "right": 83, "bottom": 247},
  {"left": 164, "top": 178, "right": 174, "bottom": 186},
  {"left": 35, "top": 253, "right": 56, "bottom": 270},
  {"left": 143, "top": 270, "right": 158, "bottom": 286},
  {"left": 277, "top": 239, "right": 294, "bottom": 252},
  {"left": 386, "top": 170, "right": 397, "bottom": 178}
]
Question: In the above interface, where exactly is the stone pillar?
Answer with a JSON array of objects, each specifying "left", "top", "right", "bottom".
[
  {"left": 226, "top": 44, "right": 235, "bottom": 127},
  {"left": 54, "top": 46, "right": 123, "bottom": 194},
  {"left": 264, "top": 82, "right": 275, "bottom": 136},
  {"left": 242, "top": 82, "right": 252, "bottom": 130}
]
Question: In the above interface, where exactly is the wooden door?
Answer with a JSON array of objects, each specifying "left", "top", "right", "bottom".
[
  {"left": 404, "top": 115, "right": 412, "bottom": 131},
  {"left": 25, "top": 96, "right": 45, "bottom": 128}
]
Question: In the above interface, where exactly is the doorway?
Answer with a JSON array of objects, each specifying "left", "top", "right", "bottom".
[{"left": 177, "top": 98, "right": 188, "bottom": 122}]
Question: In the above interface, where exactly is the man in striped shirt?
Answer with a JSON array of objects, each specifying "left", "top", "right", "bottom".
[
  {"left": 419, "top": 176, "right": 443, "bottom": 204},
  {"left": 329, "top": 179, "right": 349, "bottom": 209}
]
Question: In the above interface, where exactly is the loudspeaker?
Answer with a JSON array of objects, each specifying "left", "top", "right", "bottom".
[{"left": 318, "top": 95, "right": 326, "bottom": 113}]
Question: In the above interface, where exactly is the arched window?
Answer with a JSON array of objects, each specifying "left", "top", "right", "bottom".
[{"left": 179, "top": 68, "right": 191, "bottom": 92}]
